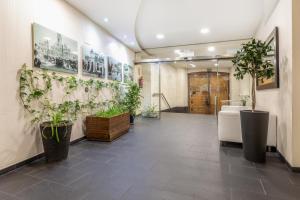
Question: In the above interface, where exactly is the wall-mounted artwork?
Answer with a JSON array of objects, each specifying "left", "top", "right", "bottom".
[
  {"left": 107, "top": 57, "right": 122, "bottom": 81},
  {"left": 32, "top": 23, "right": 78, "bottom": 74},
  {"left": 123, "top": 64, "right": 134, "bottom": 82},
  {"left": 82, "top": 46, "right": 106, "bottom": 78},
  {"left": 256, "top": 27, "right": 279, "bottom": 90}
]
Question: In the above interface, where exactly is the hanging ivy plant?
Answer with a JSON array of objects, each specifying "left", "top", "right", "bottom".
[{"left": 19, "top": 64, "right": 125, "bottom": 142}]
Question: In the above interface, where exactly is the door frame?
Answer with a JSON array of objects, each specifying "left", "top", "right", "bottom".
[{"left": 188, "top": 71, "right": 230, "bottom": 114}]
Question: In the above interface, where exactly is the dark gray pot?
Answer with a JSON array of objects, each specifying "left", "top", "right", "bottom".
[
  {"left": 240, "top": 110, "right": 269, "bottom": 163},
  {"left": 40, "top": 121, "right": 72, "bottom": 162},
  {"left": 130, "top": 115, "right": 135, "bottom": 125}
]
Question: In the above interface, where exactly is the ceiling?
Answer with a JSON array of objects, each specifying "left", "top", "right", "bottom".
[
  {"left": 65, "top": 0, "right": 279, "bottom": 52},
  {"left": 135, "top": 39, "right": 249, "bottom": 61}
]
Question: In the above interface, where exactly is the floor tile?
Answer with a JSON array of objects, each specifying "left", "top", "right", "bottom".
[
  {"left": 0, "top": 192, "right": 17, "bottom": 200},
  {"left": 0, "top": 172, "right": 42, "bottom": 194},
  {"left": 1, "top": 113, "right": 299, "bottom": 199},
  {"left": 16, "top": 181, "right": 86, "bottom": 200},
  {"left": 262, "top": 179, "right": 300, "bottom": 200},
  {"left": 28, "top": 165, "right": 86, "bottom": 186},
  {"left": 120, "top": 185, "right": 195, "bottom": 200}
]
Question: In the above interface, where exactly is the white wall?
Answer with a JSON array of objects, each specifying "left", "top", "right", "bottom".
[
  {"left": 176, "top": 68, "right": 188, "bottom": 107},
  {"left": 140, "top": 64, "right": 188, "bottom": 111},
  {"left": 0, "top": 0, "right": 135, "bottom": 170},
  {"left": 255, "top": 0, "right": 294, "bottom": 165},
  {"left": 230, "top": 67, "right": 251, "bottom": 102},
  {"left": 292, "top": 0, "right": 300, "bottom": 167}
]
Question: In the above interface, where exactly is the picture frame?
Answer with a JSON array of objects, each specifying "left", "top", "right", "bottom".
[
  {"left": 107, "top": 57, "right": 122, "bottom": 81},
  {"left": 32, "top": 23, "right": 78, "bottom": 74},
  {"left": 256, "top": 27, "right": 279, "bottom": 90},
  {"left": 123, "top": 64, "right": 134, "bottom": 82},
  {"left": 82, "top": 46, "right": 106, "bottom": 78}
]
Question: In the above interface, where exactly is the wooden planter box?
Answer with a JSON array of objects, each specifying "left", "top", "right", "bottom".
[{"left": 86, "top": 113, "right": 130, "bottom": 142}]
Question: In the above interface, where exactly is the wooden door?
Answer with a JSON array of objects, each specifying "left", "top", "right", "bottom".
[{"left": 188, "top": 72, "right": 229, "bottom": 114}]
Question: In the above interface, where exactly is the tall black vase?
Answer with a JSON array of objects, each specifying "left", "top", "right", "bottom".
[{"left": 240, "top": 110, "right": 269, "bottom": 163}]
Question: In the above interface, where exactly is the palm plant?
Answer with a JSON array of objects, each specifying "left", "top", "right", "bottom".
[{"left": 232, "top": 39, "right": 274, "bottom": 111}]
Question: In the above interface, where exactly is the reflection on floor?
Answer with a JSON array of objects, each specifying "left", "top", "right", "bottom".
[{"left": 0, "top": 113, "right": 300, "bottom": 200}]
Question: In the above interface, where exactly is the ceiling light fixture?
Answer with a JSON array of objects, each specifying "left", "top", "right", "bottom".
[
  {"left": 200, "top": 28, "right": 210, "bottom": 34},
  {"left": 208, "top": 46, "right": 215, "bottom": 52},
  {"left": 156, "top": 34, "right": 165, "bottom": 40},
  {"left": 123, "top": 35, "right": 127, "bottom": 39},
  {"left": 214, "top": 63, "right": 219, "bottom": 67},
  {"left": 130, "top": 42, "right": 135, "bottom": 45},
  {"left": 104, "top": 17, "right": 109, "bottom": 23}
]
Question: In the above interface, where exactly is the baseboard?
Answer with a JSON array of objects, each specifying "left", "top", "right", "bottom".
[
  {"left": 162, "top": 107, "right": 189, "bottom": 113},
  {"left": 220, "top": 141, "right": 277, "bottom": 152},
  {"left": 0, "top": 136, "right": 86, "bottom": 176},
  {"left": 70, "top": 136, "right": 86, "bottom": 145},
  {"left": 278, "top": 152, "right": 300, "bottom": 173},
  {"left": 0, "top": 153, "right": 45, "bottom": 176}
]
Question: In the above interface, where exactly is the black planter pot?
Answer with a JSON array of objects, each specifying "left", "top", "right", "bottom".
[
  {"left": 130, "top": 115, "right": 135, "bottom": 124},
  {"left": 240, "top": 110, "right": 269, "bottom": 163},
  {"left": 40, "top": 121, "right": 73, "bottom": 162}
]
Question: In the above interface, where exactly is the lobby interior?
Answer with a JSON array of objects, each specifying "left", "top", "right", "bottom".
[{"left": 1, "top": 0, "right": 300, "bottom": 199}]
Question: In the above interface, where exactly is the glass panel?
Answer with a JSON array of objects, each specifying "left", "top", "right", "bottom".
[
  {"left": 159, "top": 62, "right": 188, "bottom": 113},
  {"left": 136, "top": 63, "right": 160, "bottom": 118}
]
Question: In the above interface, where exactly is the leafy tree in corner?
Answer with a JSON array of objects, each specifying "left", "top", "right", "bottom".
[{"left": 232, "top": 39, "right": 274, "bottom": 111}]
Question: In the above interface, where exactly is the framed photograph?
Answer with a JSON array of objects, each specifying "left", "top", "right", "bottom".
[
  {"left": 107, "top": 57, "right": 122, "bottom": 81},
  {"left": 123, "top": 64, "right": 134, "bottom": 82},
  {"left": 256, "top": 27, "right": 279, "bottom": 90},
  {"left": 82, "top": 46, "right": 106, "bottom": 78},
  {"left": 32, "top": 23, "right": 78, "bottom": 74}
]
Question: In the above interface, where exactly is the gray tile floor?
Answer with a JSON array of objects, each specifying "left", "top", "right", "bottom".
[{"left": 1, "top": 113, "right": 300, "bottom": 200}]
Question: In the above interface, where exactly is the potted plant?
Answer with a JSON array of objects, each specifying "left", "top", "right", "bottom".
[
  {"left": 240, "top": 95, "right": 250, "bottom": 106},
  {"left": 142, "top": 105, "right": 159, "bottom": 118},
  {"left": 123, "top": 82, "right": 142, "bottom": 124},
  {"left": 86, "top": 105, "right": 130, "bottom": 141},
  {"left": 232, "top": 39, "right": 274, "bottom": 163},
  {"left": 19, "top": 64, "right": 81, "bottom": 162}
]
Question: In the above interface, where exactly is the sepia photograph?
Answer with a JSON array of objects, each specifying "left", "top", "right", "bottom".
[
  {"left": 32, "top": 23, "right": 78, "bottom": 74},
  {"left": 82, "top": 46, "right": 106, "bottom": 78}
]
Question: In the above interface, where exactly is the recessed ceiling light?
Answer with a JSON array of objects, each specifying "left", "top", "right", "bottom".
[
  {"left": 200, "top": 28, "right": 210, "bottom": 34},
  {"left": 156, "top": 34, "right": 165, "bottom": 40},
  {"left": 208, "top": 46, "right": 215, "bottom": 52},
  {"left": 123, "top": 35, "right": 127, "bottom": 39},
  {"left": 104, "top": 17, "right": 109, "bottom": 23},
  {"left": 214, "top": 63, "right": 219, "bottom": 67}
]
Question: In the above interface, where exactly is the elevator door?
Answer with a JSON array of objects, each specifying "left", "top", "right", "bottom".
[{"left": 188, "top": 72, "right": 229, "bottom": 114}]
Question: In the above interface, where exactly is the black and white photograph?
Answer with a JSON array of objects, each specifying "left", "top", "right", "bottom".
[
  {"left": 82, "top": 46, "right": 106, "bottom": 78},
  {"left": 123, "top": 64, "right": 134, "bottom": 82},
  {"left": 107, "top": 56, "right": 122, "bottom": 81},
  {"left": 32, "top": 23, "right": 78, "bottom": 74}
]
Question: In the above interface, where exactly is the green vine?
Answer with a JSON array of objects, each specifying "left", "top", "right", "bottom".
[{"left": 19, "top": 64, "right": 125, "bottom": 142}]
